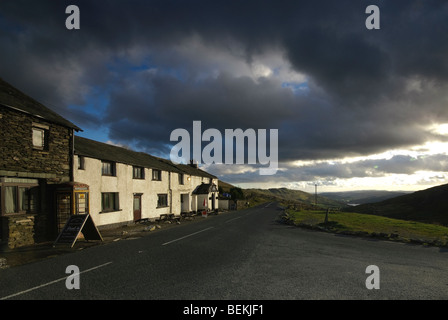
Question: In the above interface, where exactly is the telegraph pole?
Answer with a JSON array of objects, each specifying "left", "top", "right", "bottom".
[{"left": 315, "top": 184, "right": 317, "bottom": 206}]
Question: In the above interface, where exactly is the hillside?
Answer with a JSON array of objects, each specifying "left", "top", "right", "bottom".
[
  {"left": 347, "top": 183, "right": 448, "bottom": 226},
  {"left": 243, "top": 187, "right": 344, "bottom": 209},
  {"left": 217, "top": 180, "right": 236, "bottom": 193},
  {"left": 321, "top": 190, "right": 410, "bottom": 205},
  {"left": 217, "top": 181, "right": 357, "bottom": 209}
]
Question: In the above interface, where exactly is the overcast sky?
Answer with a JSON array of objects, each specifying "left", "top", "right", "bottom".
[{"left": 1, "top": 0, "right": 448, "bottom": 192}]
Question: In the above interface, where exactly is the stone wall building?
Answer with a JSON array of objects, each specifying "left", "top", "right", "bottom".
[{"left": 0, "top": 77, "right": 80, "bottom": 249}]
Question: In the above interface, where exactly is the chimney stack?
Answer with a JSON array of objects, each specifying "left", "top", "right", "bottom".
[{"left": 189, "top": 159, "right": 198, "bottom": 168}]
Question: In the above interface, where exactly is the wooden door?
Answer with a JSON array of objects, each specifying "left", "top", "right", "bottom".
[{"left": 133, "top": 194, "right": 142, "bottom": 221}]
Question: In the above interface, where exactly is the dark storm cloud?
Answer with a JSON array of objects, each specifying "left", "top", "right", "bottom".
[
  {"left": 104, "top": 70, "right": 298, "bottom": 158},
  {"left": 1, "top": 0, "right": 448, "bottom": 181}
]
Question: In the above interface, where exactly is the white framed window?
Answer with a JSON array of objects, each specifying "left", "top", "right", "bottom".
[
  {"left": 133, "top": 166, "right": 145, "bottom": 179},
  {"left": 152, "top": 169, "right": 162, "bottom": 181},
  {"left": 32, "top": 126, "right": 48, "bottom": 150},
  {"left": 178, "top": 173, "right": 184, "bottom": 185},
  {"left": 102, "top": 161, "right": 116, "bottom": 176},
  {"left": 101, "top": 192, "right": 119, "bottom": 212},
  {"left": 157, "top": 194, "right": 168, "bottom": 208},
  {"left": 1, "top": 184, "right": 39, "bottom": 215},
  {"left": 78, "top": 156, "right": 85, "bottom": 170}
]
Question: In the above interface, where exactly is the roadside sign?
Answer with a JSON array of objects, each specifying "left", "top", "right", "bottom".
[{"left": 53, "top": 214, "right": 103, "bottom": 247}]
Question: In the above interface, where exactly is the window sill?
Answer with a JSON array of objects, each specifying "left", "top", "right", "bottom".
[
  {"left": 1, "top": 212, "right": 37, "bottom": 217},
  {"left": 156, "top": 206, "right": 169, "bottom": 209},
  {"left": 99, "top": 209, "right": 122, "bottom": 214}
]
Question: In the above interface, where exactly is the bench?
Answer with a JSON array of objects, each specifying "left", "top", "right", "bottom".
[{"left": 156, "top": 213, "right": 181, "bottom": 223}]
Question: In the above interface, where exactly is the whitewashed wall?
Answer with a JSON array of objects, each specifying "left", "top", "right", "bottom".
[{"left": 74, "top": 155, "right": 218, "bottom": 227}]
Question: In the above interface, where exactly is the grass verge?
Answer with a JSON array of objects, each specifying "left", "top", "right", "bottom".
[{"left": 280, "top": 209, "right": 448, "bottom": 247}]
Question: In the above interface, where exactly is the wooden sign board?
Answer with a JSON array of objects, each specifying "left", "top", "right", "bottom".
[{"left": 53, "top": 214, "right": 103, "bottom": 247}]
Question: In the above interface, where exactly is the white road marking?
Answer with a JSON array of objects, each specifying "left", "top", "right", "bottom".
[
  {"left": 162, "top": 227, "right": 214, "bottom": 246},
  {"left": 0, "top": 261, "right": 113, "bottom": 300},
  {"left": 225, "top": 216, "right": 242, "bottom": 223}
]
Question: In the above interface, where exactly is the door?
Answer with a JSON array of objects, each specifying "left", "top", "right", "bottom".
[
  {"left": 133, "top": 194, "right": 142, "bottom": 221},
  {"left": 181, "top": 194, "right": 190, "bottom": 213},
  {"left": 211, "top": 193, "right": 216, "bottom": 210},
  {"left": 56, "top": 193, "right": 71, "bottom": 233}
]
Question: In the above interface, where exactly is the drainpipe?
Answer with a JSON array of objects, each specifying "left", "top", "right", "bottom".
[
  {"left": 169, "top": 171, "right": 173, "bottom": 213},
  {"left": 70, "top": 129, "right": 74, "bottom": 182}
]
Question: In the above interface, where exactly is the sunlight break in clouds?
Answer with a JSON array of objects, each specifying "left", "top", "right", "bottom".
[{"left": 2, "top": 1, "right": 448, "bottom": 192}]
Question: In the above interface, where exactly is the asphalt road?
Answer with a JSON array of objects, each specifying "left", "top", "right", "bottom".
[{"left": 1, "top": 202, "right": 448, "bottom": 301}]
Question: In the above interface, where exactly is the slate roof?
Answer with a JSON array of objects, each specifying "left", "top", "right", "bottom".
[
  {"left": 74, "top": 136, "right": 181, "bottom": 173},
  {"left": 192, "top": 183, "right": 219, "bottom": 194},
  {"left": 74, "top": 136, "right": 217, "bottom": 179},
  {"left": 0, "top": 77, "right": 81, "bottom": 130},
  {"left": 176, "top": 163, "right": 218, "bottom": 179},
  {"left": 155, "top": 157, "right": 218, "bottom": 179}
]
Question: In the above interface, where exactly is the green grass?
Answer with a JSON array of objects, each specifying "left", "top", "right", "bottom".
[{"left": 285, "top": 209, "right": 448, "bottom": 246}]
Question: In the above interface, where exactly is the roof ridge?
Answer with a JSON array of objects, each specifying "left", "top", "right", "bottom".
[
  {"left": 74, "top": 135, "right": 217, "bottom": 178},
  {"left": 0, "top": 77, "right": 81, "bottom": 130}
]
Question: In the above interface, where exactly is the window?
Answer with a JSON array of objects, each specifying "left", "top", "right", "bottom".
[
  {"left": 101, "top": 192, "right": 119, "bottom": 212},
  {"left": 19, "top": 187, "right": 38, "bottom": 212},
  {"left": 157, "top": 194, "right": 168, "bottom": 208},
  {"left": 133, "top": 166, "right": 145, "bottom": 179},
  {"left": 102, "top": 161, "right": 116, "bottom": 176},
  {"left": 4, "top": 186, "right": 17, "bottom": 214},
  {"left": 32, "top": 126, "right": 48, "bottom": 150},
  {"left": 152, "top": 169, "right": 162, "bottom": 181},
  {"left": 2, "top": 185, "right": 38, "bottom": 215},
  {"left": 178, "top": 173, "right": 184, "bottom": 185},
  {"left": 75, "top": 192, "right": 89, "bottom": 214},
  {"left": 78, "top": 156, "right": 85, "bottom": 170}
]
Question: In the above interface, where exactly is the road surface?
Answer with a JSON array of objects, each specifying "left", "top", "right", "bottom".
[{"left": 1, "top": 202, "right": 447, "bottom": 301}]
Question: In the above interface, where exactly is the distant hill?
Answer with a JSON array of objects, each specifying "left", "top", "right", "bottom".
[
  {"left": 347, "top": 183, "right": 448, "bottom": 226},
  {"left": 217, "top": 181, "right": 357, "bottom": 209},
  {"left": 242, "top": 187, "right": 345, "bottom": 208},
  {"left": 218, "top": 180, "right": 236, "bottom": 193},
  {"left": 321, "top": 190, "right": 410, "bottom": 205}
]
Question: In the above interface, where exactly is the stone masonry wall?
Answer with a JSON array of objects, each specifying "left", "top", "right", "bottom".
[
  {"left": 1, "top": 215, "right": 35, "bottom": 249},
  {"left": 0, "top": 105, "right": 73, "bottom": 248},
  {"left": 0, "top": 105, "right": 72, "bottom": 182}
]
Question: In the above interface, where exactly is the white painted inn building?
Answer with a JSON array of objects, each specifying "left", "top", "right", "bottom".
[{"left": 73, "top": 136, "right": 219, "bottom": 229}]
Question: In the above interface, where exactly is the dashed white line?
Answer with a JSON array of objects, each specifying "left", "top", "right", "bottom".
[
  {"left": 0, "top": 261, "right": 113, "bottom": 300},
  {"left": 225, "top": 216, "right": 242, "bottom": 223},
  {"left": 263, "top": 202, "right": 273, "bottom": 208},
  {"left": 162, "top": 227, "right": 214, "bottom": 246}
]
